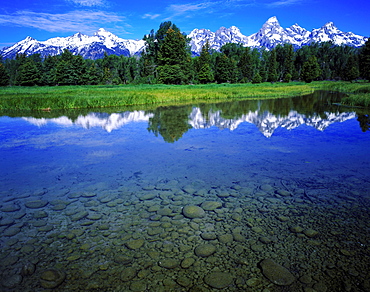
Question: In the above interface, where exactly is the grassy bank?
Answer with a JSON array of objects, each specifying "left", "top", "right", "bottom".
[
  {"left": 312, "top": 81, "right": 370, "bottom": 108},
  {"left": 0, "top": 82, "right": 313, "bottom": 111}
]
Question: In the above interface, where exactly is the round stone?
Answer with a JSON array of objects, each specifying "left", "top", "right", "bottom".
[
  {"left": 194, "top": 244, "right": 216, "bottom": 257},
  {"left": 204, "top": 272, "right": 233, "bottom": 289},
  {"left": 259, "top": 259, "right": 295, "bottom": 286},
  {"left": 261, "top": 184, "right": 273, "bottom": 192},
  {"left": 25, "top": 200, "right": 48, "bottom": 209},
  {"left": 21, "top": 262, "right": 36, "bottom": 276},
  {"left": 32, "top": 220, "right": 48, "bottom": 227},
  {"left": 126, "top": 238, "right": 145, "bottom": 250},
  {"left": 0, "top": 218, "right": 15, "bottom": 226},
  {"left": 218, "top": 234, "right": 233, "bottom": 244},
  {"left": 276, "top": 190, "right": 291, "bottom": 197},
  {"left": 200, "top": 201, "right": 222, "bottom": 211},
  {"left": 2, "top": 274, "right": 23, "bottom": 288},
  {"left": 120, "top": 267, "right": 137, "bottom": 281},
  {"left": 290, "top": 226, "right": 303, "bottom": 233},
  {"left": 201, "top": 232, "right": 217, "bottom": 240},
  {"left": 40, "top": 269, "right": 66, "bottom": 289},
  {"left": 130, "top": 281, "right": 147, "bottom": 291},
  {"left": 176, "top": 276, "right": 192, "bottom": 287},
  {"left": 181, "top": 257, "right": 195, "bottom": 269},
  {"left": 183, "top": 206, "right": 205, "bottom": 219},
  {"left": 1, "top": 204, "right": 21, "bottom": 212},
  {"left": 87, "top": 213, "right": 102, "bottom": 220},
  {"left": 258, "top": 237, "right": 271, "bottom": 244},
  {"left": 51, "top": 204, "right": 66, "bottom": 211},
  {"left": 303, "top": 228, "right": 319, "bottom": 238},
  {"left": 4, "top": 227, "right": 21, "bottom": 237},
  {"left": 33, "top": 210, "right": 48, "bottom": 219},
  {"left": 159, "top": 258, "right": 180, "bottom": 269},
  {"left": 140, "top": 193, "right": 157, "bottom": 201}
]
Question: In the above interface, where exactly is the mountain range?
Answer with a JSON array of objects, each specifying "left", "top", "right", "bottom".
[
  {"left": 22, "top": 107, "right": 356, "bottom": 138},
  {"left": 1, "top": 16, "right": 367, "bottom": 60}
]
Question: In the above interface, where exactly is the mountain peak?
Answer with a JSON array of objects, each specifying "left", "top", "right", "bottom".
[
  {"left": 266, "top": 16, "right": 279, "bottom": 25},
  {"left": 324, "top": 22, "right": 335, "bottom": 27},
  {"left": 94, "top": 28, "right": 116, "bottom": 38},
  {"left": 96, "top": 28, "right": 108, "bottom": 33},
  {"left": 1, "top": 17, "right": 367, "bottom": 60}
]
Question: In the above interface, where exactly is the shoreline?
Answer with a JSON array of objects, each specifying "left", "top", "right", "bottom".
[{"left": 0, "top": 81, "right": 369, "bottom": 111}]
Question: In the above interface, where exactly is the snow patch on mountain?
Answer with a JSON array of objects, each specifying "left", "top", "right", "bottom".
[
  {"left": 188, "top": 107, "right": 357, "bottom": 138},
  {"left": 0, "top": 16, "right": 367, "bottom": 59},
  {"left": 188, "top": 16, "right": 367, "bottom": 55},
  {"left": 1, "top": 28, "right": 146, "bottom": 59}
]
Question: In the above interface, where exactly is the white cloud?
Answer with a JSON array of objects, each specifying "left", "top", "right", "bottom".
[
  {"left": 166, "top": 2, "right": 215, "bottom": 18},
  {"left": 164, "top": 0, "right": 255, "bottom": 19},
  {"left": 267, "top": 0, "right": 303, "bottom": 7},
  {"left": 142, "top": 13, "right": 161, "bottom": 20},
  {"left": 67, "top": 0, "right": 105, "bottom": 7},
  {"left": 0, "top": 10, "right": 125, "bottom": 33}
]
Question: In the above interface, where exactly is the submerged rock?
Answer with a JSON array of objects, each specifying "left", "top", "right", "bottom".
[
  {"left": 159, "top": 258, "right": 180, "bottom": 269},
  {"left": 40, "top": 269, "right": 66, "bottom": 289},
  {"left": 204, "top": 272, "right": 233, "bottom": 289},
  {"left": 303, "top": 228, "right": 319, "bottom": 238},
  {"left": 259, "top": 259, "right": 295, "bottom": 286},
  {"left": 195, "top": 244, "right": 216, "bottom": 257},
  {"left": 201, "top": 201, "right": 222, "bottom": 211},
  {"left": 126, "top": 238, "right": 145, "bottom": 250},
  {"left": 1, "top": 204, "right": 21, "bottom": 212},
  {"left": 183, "top": 205, "right": 205, "bottom": 219},
  {"left": 21, "top": 262, "right": 36, "bottom": 276},
  {"left": 25, "top": 200, "right": 48, "bottom": 209},
  {"left": 2, "top": 274, "right": 22, "bottom": 288},
  {"left": 120, "top": 267, "right": 137, "bottom": 281}
]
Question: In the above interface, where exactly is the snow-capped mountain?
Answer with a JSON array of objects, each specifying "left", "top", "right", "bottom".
[
  {"left": 189, "top": 16, "right": 367, "bottom": 54},
  {"left": 23, "top": 111, "right": 154, "bottom": 133},
  {"left": 1, "top": 28, "right": 146, "bottom": 60},
  {"left": 188, "top": 107, "right": 357, "bottom": 138},
  {"left": 22, "top": 107, "right": 356, "bottom": 138},
  {"left": 1, "top": 16, "right": 367, "bottom": 59}
]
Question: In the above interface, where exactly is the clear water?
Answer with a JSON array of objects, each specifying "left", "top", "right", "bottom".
[{"left": 0, "top": 93, "right": 369, "bottom": 291}]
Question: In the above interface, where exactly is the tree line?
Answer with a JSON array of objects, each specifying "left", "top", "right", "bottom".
[{"left": 0, "top": 21, "right": 369, "bottom": 86}]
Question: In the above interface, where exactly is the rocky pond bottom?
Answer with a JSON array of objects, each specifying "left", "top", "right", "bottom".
[
  {"left": 1, "top": 175, "right": 369, "bottom": 292},
  {"left": 1, "top": 101, "right": 370, "bottom": 292}
]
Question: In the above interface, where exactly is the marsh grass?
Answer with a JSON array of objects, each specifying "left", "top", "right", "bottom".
[
  {"left": 0, "top": 83, "right": 313, "bottom": 111},
  {"left": 314, "top": 81, "right": 370, "bottom": 108}
]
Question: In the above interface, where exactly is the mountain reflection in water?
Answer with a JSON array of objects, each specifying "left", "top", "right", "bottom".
[
  {"left": 20, "top": 91, "right": 369, "bottom": 141},
  {"left": 1, "top": 91, "right": 370, "bottom": 292}
]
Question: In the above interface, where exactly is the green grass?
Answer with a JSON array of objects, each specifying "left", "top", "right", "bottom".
[
  {"left": 0, "top": 82, "right": 314, "bottom": 111},
  {"left": 310, "top": 81, "right": 370, "bottom": 108}
]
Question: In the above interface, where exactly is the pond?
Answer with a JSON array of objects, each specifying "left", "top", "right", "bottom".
[{"left": 0, "top": 91, "right": 369, "bottom": 291}]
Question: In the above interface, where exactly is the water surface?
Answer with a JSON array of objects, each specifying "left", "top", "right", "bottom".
[{"left": 0, "top": 92, "right": 369, "bottom": 291}]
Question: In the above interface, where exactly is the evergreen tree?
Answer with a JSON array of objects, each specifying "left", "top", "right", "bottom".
[
  {"left": 360, "top": 39, "right": 370, "bottom": 81},
  {"left": 220, "top": 43, "right": 245, "bottom": 63},
  {"left": 301, "top": 55, "right": 321, "bottom": 83},
  {"left": 283, "top": 44, "right": 295, "bottom": 82},
  {"left": 86, "top": 61, "right": 100, "bottom": 85},
  {"left": 0, "top": 58, "right": 9, "bottom": 86},
  {"left": 267, "top": 49, "right": 278, "bottom": 82},
  {"left": 197, "top": 41, "right": 214, "bottom": 84},
  {"left": 42, "top": 55, "right": 59, "bottom": 85},
  {"left": 16, "top": 57, "right": 41, "bottom": 86},
  {"left": 252, "top": 72, "right": 262, "bottom": 84},
  {"left": 342, "top": 55, "right": 360, "bottom": 81},
  {"left": 215, "top": 54, "right": 237, "bottom": 83},
  {"left": 157, "top": 28, "right": 191, "bottom": 84},
  {"left": 238, "top": 47, "right": 253, "bottom": 82},
  {"left": 99, "top": 53, "right": 121, "bottom": 84}
]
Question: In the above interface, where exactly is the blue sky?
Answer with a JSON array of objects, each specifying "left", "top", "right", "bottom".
[{"left": 0, "top": 0, "right": 369, "bottom": 48}]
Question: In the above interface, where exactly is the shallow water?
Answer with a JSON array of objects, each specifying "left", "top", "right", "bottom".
[{"left": 0, "top": 92, "right": 370, "bottom": 291}]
